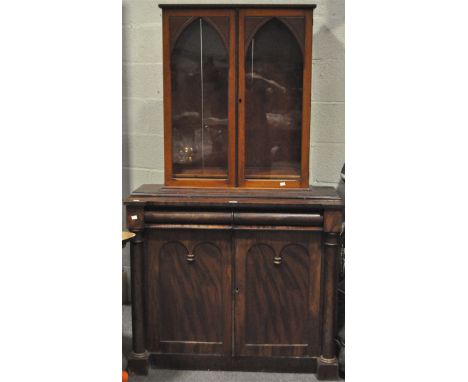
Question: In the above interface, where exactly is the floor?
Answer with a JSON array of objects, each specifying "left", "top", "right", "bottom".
[
  {"left": 128, "top": 369, "right": 336, "bottom": 382},
  {"left": 123, "top": 305, "right": 343, "bottom": 381}
]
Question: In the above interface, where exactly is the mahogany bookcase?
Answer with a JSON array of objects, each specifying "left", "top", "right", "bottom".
[{"left": 124, "top": 4, "right": 343, "bottom": 380}]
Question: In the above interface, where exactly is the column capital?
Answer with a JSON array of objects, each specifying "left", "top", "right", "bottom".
[
  {"left": 324, "top": 232, "right": 339, "bottom": 247},
  {"left": 130, "top": 230, "right": 144, "bottom": 244}
]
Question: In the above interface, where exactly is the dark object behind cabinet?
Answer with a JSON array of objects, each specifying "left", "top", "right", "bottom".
[{"left": 125, "top": 4, "right": 344, "bottom": 381}]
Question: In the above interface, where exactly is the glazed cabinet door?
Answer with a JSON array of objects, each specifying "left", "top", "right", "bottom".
[
  {"left": 234, "top": 230, "right": 322, "bottom": 357},
  {"left": 146, "top": 229, "right": 232, "bottom": 355},
  {"left": 162, "top": 9, "right": 237, "bottom": 187},
  {"left": 237, "top": 9, "right": 313, "bottom": 188}
]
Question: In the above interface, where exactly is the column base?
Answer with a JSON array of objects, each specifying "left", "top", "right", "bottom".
[
  {"left": 316, "top": 356, "right": 339, "bottom": 380},
  {"left": 127, "top": 351, "right": 149, "bottom": 375}
]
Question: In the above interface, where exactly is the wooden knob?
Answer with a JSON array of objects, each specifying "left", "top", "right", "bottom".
[{"left": 186, "top": 252, "right": 195, "bottom": 263}]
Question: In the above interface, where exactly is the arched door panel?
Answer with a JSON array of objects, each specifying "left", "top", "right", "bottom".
[
  {"left": 146, "top": 229, "right": 232, "bottom": 355},
  {"left": 234, "top": 231, "right": 322, "bottom": 357},
  {"left": 163, "top": 10, "right": 236, "bottom": 186},
  {"left": 238, "top": 9, "right": 312, "bottom": 188}
]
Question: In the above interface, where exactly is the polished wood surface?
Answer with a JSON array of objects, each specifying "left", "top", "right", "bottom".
[
  {"left": 127, "top": 231, "right": 149, "bottom": 375},
  {"left": 146, "top": 230, "right": 232, "bottom": 355},
  {"left": 162, "top": 6, "right": 314, "bottom": 188},
  {"left": 234, "top": 231, "right": 322, "bottom": 358},
  {"left": 125, "top": 184, "right": 343, "bottom": 379},
  {"left": 162, "top": 9, "right": 237, "bottom": 187},
  {"left": 159, "top": 4, "right": 317, "bottom": 10},
  {"left": 126, "top": 4, "right": 344, "bottom": 380},
  {"left": 143, "top": 210, "right": 323, "bottom": 226},
  {"left": 238, "top": 8, "right": 313, "bottom": 188},
  {"left": 126, "top": 184, "right": 342, "bottom": 209}
]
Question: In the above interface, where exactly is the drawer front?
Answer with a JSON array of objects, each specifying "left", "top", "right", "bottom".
[
  {"left": 143, "top": 209, "right": 323, "bottom": 227},
  {"left": 146, "top": 229, "right": 232, "bottom": 355}
]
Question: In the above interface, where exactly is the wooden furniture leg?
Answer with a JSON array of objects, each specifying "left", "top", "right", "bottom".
[
  {"left": 316, "top": 232, "right": 340, "bottom": 380},
  {"left": 127, "top": 230, "right": 149, "bottom": 375}
]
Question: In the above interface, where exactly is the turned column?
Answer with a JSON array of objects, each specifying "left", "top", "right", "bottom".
[
  {"left": 322, "top": 232, "right": 339, "bottom": 359},
  {"left": 126, "top": 206, "right": 149, "bottom": 375},
  {"left": 130, "top": 231, "right": 146, "bottom": 353},
  {"left": 317, "top": 209, "right": 342, "bottom": 380}
]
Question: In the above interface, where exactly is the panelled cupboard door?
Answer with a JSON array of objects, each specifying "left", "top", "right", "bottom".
[
  {"left": 162, "top": 9, "right": 237, "bottom": 187},
  {"left": 146, "top": 230, "right": 232, "bottom": 355},
  {"left": 234, "top": 231, "right": 322, "bottom": 357},
  {"left": 237, "top": 9, "right": 313, "bottom": 188}
]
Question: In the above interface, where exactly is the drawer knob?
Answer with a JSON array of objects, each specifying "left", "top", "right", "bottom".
[
  {"left": 186, "top": 252, "right": 195, "bottom": 263},
  {"left": 273, "top": 256, "right": 282, "bottom": 265}
]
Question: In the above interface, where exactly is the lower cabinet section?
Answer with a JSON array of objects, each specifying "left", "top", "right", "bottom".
[
  {"left": 125, "top": 185, "right": 343, "bottom": 378},
  {"left": 145, "top": 228, "right": 322, "bottom": 359}
]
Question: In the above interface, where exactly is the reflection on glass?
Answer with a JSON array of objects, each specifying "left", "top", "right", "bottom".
[
  {"left": 171, "top": 19, "right": 229, "bottom": 178},
  {"left": 245, "top": 19, "right": 303, "bottom": 178}
]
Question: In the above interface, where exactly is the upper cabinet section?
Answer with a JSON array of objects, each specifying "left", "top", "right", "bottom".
[{"left": 161, "top": 6, "right": 315, "bottom": 188}]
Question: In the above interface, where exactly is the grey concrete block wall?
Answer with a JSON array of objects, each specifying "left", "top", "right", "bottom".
[{"left": 122, "top": 0, "right": 345, "bottom": 195}]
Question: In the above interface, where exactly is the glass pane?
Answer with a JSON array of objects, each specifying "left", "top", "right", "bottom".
[
  {"left": 171, "top": 19, "right": 229, "bottom": 178},
  {"left": 244, "top": 19, "right": 303, "bottom": 178}
]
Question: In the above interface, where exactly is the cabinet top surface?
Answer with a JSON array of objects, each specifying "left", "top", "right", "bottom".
[
  {"left": 159, "top": 4, "right": 317, "bottom": 9},
  {"left": 124, "top": 184, "right": 343, "bottom": 208}
]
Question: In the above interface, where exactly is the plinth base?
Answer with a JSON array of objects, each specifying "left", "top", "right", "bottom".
[
  {"left": 127, "top": 351, "right": 149, "bottom": 375},
  {"left": 316, "top": 356, "right": 339, "bottom": 380}
]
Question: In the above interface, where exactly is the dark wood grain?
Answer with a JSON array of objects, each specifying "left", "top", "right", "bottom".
[
  {"left": 146, "top": 230, "right": 232, "bottom": 355},
  {"left": 144, "top": 210, "right": 233, "bottom": 224},
  {"left": 144, "top": 210, "right": 323, "bottom": 226},
  {"left": 126, "top": 206, "right": 144, "bottom": 231},
  {"left": 127, "top": 231, "right": 150, "bottom": 375},
  {"left": 126, "top": 4, "right": 344, "bottom": 379},
  {"left": 125, "top": 187, "right": 343, "bottom": 376},
  {"left": 129, "top": 231, "right": 146, "bottom": 354},
  {"left": 321, "top": 233, "right": 339, "bottom": 360},
  {"left": 323, "top": 209, "right": 343, "bottom": 233},
  {"left": 234, "top": 231, "right": 322, "bottom": 357},
  {"left": 125, "top": 184, "right": 343, "bottom": 209},
  {"left": 159, "top": 4, "right": 317, "bottom": 10},
  {"left": 233, "top": 212, "right": 323, "bottom": 226}
]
